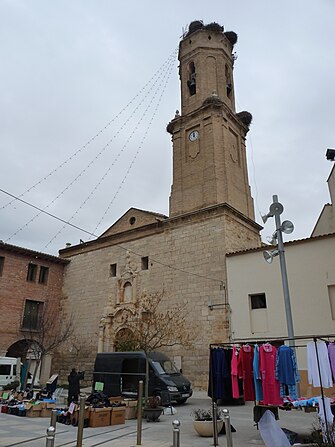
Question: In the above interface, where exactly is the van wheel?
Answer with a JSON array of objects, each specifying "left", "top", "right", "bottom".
[{"left": 176, "top": 398, "right": 187, "bottom": 404}]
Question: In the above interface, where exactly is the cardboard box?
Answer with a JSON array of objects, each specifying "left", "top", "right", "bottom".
[
  {"left": 125, "top": 406, "right": 136, "bottom": 420},
  {"left": 109, "top": 396, "right": 123, "bottom": 404},
  {"left": 40, "top": 403, "right": 56, "bottom": 418},
  {"left": 25, "top": 402, "right": 43, "bottom": 417},
  {"left": 123, "top": 399, "right": 137, "bottom": 407},
  {"left": 89, "top": 407, "right": 111, "bottom": 428},
  {"left": 41, "top": 408, "right": 52, "bottom": 418},
  {"left": 70, "top": 407, "right": 90, "bottom": 426},
  {"left": 26, "top": 408, "right": 41, "bottom": 417},
  {"left": 111, "top": 407, "right": 126, "bottom": 425},
  {"left": 123, "top": 400, "right": 137, "bottom": 419}
]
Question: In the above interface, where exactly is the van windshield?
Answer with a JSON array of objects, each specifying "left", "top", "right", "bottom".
[{"left": 152, "top": 360, "right": 179, "bottom": 375}]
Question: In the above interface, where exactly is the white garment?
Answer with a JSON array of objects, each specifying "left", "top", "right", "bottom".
[
  {"left": 307, "top": 341, "right": 333, "bottom": 388},
  {"left": 317, "top": 396, "right": 335, "bottom": 443}
]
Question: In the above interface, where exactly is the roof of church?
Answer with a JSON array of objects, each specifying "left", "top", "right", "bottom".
[{"left": 98, "top": 207, "right": 168, "bottom": 239}]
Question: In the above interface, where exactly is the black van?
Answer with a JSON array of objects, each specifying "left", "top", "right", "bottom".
[{"left": 93, "top": 351, "right": 192, "bottom": 404}]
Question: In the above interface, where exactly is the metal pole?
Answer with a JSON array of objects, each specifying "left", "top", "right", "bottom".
[
  {"left": 137, "top": 380, "right": 143, "bottom": 446},
  {"left": 212, "top": 400, "right": 219, "bottom": 446},
  {"left": 223, "top": 409, "right": 233, "bottom": 447},
  {"left": 272, "top": 195, "right": 295, "bottom": 346},
  {"left": 172, "top": 420, "right": 180, "bottom": 447},
  {"left": 45, "top": 426, "right": 56, "bottom": 447},
  {"left": 50, "top": 409, "right": 57, "bottom": 431},
  {"left": 76, "top": 396, "right": 86, "bottom": 447}
]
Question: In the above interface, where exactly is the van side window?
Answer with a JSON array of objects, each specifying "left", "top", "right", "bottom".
[{"left": 0, "top": 365, "right": 11, "bottom": 375}]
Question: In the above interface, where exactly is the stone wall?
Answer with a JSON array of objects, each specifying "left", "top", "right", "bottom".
[{"left": 57, "top": 205, "right": 261, "bottom": 389}]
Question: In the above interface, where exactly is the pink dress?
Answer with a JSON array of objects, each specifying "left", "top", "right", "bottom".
[
  {"left": 231, "top": 346, "right": 240, "bottom": 399},
  {"left": 259, "top": 343, "right": 282, "bottom": 405}
]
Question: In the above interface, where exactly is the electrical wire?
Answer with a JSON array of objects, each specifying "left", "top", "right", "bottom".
[
  {"left": 5, "top": 51, "right": 177, "bottom": 244},
  {"left": 0, "top": 49, "right": 178, "bottom": 212},
  {"left": 45, "top": 49, "right": 177, "bottom": 248},
  {"left": 0, "top": 186, "right": 224, "bottom": 285},
  {"left": 91, "top": 49, "right": 177, "bottom": 237}
]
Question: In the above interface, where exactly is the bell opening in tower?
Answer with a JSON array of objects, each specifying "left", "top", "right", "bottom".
[{"left": 187, "top": 61, "right": 196, "bottom": 96}]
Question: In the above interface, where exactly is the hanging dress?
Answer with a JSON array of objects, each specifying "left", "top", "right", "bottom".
[
  {"left": 259, "top": 343, "right": 282, "bottom": 405},
  {"left": 231, "top": 346, "right": 240, "bottom": 399},
  {"left": 208, "top": 348, "right": 229, "bottom": 399},
  {"left": 327, "top": 342, "right": 335, "bottom": 381},
  {"left": 253, "top": 344, "right": 263, "bottom": 402},
  {"left": 307, "top": 341, "right": 333, "bottom": 388},
  {"left": 275, "top": 345, "right": 300, "bottom": 400},
  {"left": 238, "top": 344, "right": 255, "bottom": 401}
]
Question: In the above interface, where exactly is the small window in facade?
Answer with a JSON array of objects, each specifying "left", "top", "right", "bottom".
[
  {"left": 38, "top": 266, "right": 49, "bottom": 284},
  {"left": 250, "top": 293, "right": 267, "bottom": 310},
  {"left": 129, "top": 217, "right": 136, "bottom": 225},
  {"left": 22, "top": 299, "right": 44, "bottom": 330},
  {"left": 27, "top": 263, "right": 37, "bottom": 282},
  {"left": 110, "top": 263, "right": 117, "bottom": 277},
  {"left": 0, "top": 256, "right": 4, "bottom": 276},
  {"left": 225, "top": 64, "right": 232, "bottom": 98},
  {"left": 141, "top": 256, "right": 149, "bottom": 270}
]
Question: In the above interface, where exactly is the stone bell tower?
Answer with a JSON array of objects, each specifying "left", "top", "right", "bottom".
[{"left": 167, "top": 21, "right": 255, "bottom": 220}]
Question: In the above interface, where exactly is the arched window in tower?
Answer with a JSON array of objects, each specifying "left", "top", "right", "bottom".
[
  {"left": 225, "top": 64, "right": 232, "bottom": 98},
  {"left": 123, "top": 281, "right": 133, "bottom": 303},
  {"left": 187, "top": 61, "right": 196, "bottom": 96}
]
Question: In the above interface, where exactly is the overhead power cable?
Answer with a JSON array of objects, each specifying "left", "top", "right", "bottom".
[
  {"left": 0, "top": 187, "right": 224, "bottom": 285},
  {"left": 0, "top": 49, "right": 178, "bottom": 212}
]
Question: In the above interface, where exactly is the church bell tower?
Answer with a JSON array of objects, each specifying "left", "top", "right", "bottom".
[{"left": 167, "top": 21, "right": 255, "bottom": 220}]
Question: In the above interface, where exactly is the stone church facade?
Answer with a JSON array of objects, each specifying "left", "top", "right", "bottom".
[{"left": 58, "top": 21, "right": 262, "bottom": 389}]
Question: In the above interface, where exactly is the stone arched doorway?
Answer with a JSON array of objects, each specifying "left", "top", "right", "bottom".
[{"left": 6, "top": 339, "right": 43, "bottom": 388}]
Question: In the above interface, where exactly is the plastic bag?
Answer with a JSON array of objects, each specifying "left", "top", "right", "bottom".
[
  {"left": 258, "top": 410, "right": 291, "bottom": 447},
  {"left": 163, "top": 406, "right": 177, "bottom": 415}
]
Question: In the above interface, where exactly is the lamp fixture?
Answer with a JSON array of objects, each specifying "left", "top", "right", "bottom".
[
  {"left": 263, "top": 249, "right": 279, "bottom": 264},
  {"left": 266, "top": 231, "right": 278, "bottom": 245},
  {"left": 281, "top": 220, "right": 294, "bottom": 234},
  {"left": 261, "top": 212, "right": 273, "bottom": 224}
]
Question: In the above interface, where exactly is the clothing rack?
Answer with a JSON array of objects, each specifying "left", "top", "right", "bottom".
[{"left": 209, "top": 334, "right": 335, "bottom": 446}]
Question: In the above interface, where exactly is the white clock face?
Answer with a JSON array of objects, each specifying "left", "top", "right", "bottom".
[{"left": 188, "top": 130, "right": 199, "bottom": 142}]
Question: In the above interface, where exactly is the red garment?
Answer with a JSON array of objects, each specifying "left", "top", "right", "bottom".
[
  {"left": 231, "top": 346, "right": 240, "bottom": 399},
  {"left": 259, "top": 343, "right": 282, "bottom": 405},
  {"left": 238, "top": 344, "right": 255, "bottom": 401}
]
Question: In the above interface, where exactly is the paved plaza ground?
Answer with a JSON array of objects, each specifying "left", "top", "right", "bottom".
[{"left": 0, "top": 391, "right": 316, "bottom": 447}]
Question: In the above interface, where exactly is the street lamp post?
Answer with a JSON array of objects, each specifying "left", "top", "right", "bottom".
[{"left": 263, "top": 195, "right": 295, "bottom": 347}]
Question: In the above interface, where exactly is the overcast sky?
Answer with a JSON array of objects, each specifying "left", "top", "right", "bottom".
[{"left": 1, "top": 0, "right": 334, "bottom": 256}]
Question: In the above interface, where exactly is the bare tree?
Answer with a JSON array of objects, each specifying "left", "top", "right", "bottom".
[
  {"left": 116, "top": 290, "right": 193, "bottom": 353},
  {"left": 115, "top": 290, "right": 194, "bottom": 399},
  {"left": 22, "top": 301, "right": 74, "bottom": 389}
]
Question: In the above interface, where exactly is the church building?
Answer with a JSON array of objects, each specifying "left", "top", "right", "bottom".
[{"left": 58, "top": 20, "right": 262, "bottom": 389}]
